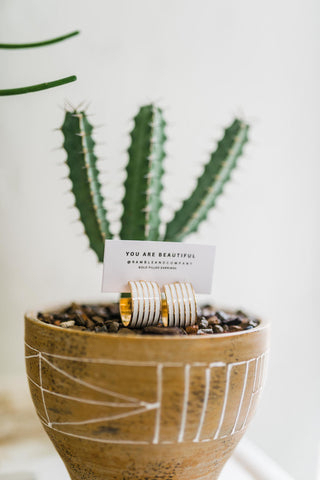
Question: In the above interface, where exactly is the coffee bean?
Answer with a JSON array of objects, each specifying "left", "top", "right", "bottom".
[
  {"left": 58, "top": 313, "right": 72, "bottom": 321},
  {"left": 95, "top": 325, "right": 108, "bottom": 333},
  {"left": 208, "top": 316, "right": 221, "bottom": 325},
  {"left": 229, "top": 325, "right": 242, "bottom": 332},
  {"left": 216, "top": 311, "right": 230, "bottom": 323},
  {"left": 92, "top": 316, "right": 104, "bottom": 325},
  {"left": 85, "top": 318, "right": 95, "bottom": 330},
  {"left": 212, "top": 325, "right": 224, "bottom": 333},
  {"left": 74, "top": 311, "right": 88, "bottom": 327},
  {"left": 199, "top": 317, "right": 209, "bottom": 329},
  {"left": 37, "top": 304, "right": 260, "bottom": 336},
  {"left": 41, "top": 313, "right": 54, "bottom": 324},
  {"left": 186, "top": 325, "right": 199, "bottom": 335},
  {"left": 248, "top": 319, "right": 259, "bottom": 328},
  {"left": 240, "top": 318, "right": 249, "bottom": 327},
  {"left": 108, "top": 321, "right": 120, "bottom": 333},
  {"left": 200, "top": 328, "right": 213, "bottom": 334},
  {"left": 197, "top": 329, "right": 208, "bottom": 335},
  {"left": 224, "top": 317, "right": 241, "bottom": 326},
  {"left": 60, "top": 320, "right": 75, "bottom": 328}
]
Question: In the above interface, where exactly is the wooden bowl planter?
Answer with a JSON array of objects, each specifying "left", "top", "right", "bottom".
[{"left": 25, "top": 311, "right": 269, "bottom": 480}]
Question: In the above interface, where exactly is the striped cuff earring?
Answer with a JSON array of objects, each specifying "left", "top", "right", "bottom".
[
  {"left": 163, "top": 282, "right": 197, "bottom": 328},
  {"left": 120, "top": 280, "right": 162, "bottom": 328},
  {"left": 119, "top": 280, "right": 197, "bottom": 329}
]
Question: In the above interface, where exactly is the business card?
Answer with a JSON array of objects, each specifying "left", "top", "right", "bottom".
[{"left": 102, "top": 240, "right": 215, "bottom": 294}]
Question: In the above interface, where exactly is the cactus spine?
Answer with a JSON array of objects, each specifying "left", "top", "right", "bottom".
[
  {"left": 120, "top": 105, "right": 166, "bottom": 241},
  {"left": 61, "top": 110, "right": 111, "bottom": 261},
  {"left": 59, "top": 105, "right": 249, "bottom": 259}
]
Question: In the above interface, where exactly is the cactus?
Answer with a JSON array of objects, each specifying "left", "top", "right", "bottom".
[
  {"left": 0, "top": 30, "right": 78, "bottom": 95},
  {"left": 164, "top": 119, "right": 249, "bottom": 241},
  {"left": 61, "top": 110, "right": 112, "bottom": 261},
  {"left": 59, "top": 104, "right": 249, "bottom": 259},
  {"left": 120, "top": 105, "right": 166, "bottom": 241}
]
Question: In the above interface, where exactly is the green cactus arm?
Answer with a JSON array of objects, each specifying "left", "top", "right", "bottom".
[
  {"left": 0, "top": 30, "right": 79, "bottom": 49},
  {"left": 164, "top": 119, "right": 249, "bottom": 242},
  {"left": 61, "top": 110, "right": 112, "bottom": 261},
  {"left": 0, "top": 75, "right": 76, "bottom": 96},
  {"left": 120, "top": 104, "right": 166, "bottom": 240}
]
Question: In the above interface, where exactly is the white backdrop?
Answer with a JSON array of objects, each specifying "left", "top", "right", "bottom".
[{"left": 0, "top": 1, "right": 319, "bottom": 478}]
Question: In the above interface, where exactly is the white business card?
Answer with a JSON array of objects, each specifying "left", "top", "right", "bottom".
[{"left": 102, "top": 240, "right": 215, "bottom": 294}]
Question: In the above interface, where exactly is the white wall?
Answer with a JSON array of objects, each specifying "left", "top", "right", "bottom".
[{"left": 0, "top": 1, "right": 319, "bottom": 478}]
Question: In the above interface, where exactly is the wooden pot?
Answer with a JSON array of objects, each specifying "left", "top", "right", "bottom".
[{"left": 25, "top": 310, "right": 269, "bottom": 480}]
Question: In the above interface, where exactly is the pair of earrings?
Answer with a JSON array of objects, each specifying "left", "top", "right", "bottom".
[{"left": 119, "top": 281, "right": 197, "bottom": 329}]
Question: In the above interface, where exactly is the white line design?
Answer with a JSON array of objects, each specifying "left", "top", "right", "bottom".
[
  {"left": 41, "top": 355, "right": 145, "bottom": 406},
  {"left": 232, "top": 361, "right": 249, "bottom": 435},
  {"left": 152, "top": 364, "right": 163, "bottom": 444},
  {"left": 27, "top": 375, "right": 140, "bottom": 407},
  {"left": 39, "top": 353, "right": 50, "bottom": 424},
  {"left": 25, "top": 342, "right": 268, "bottom": 446},
  {"left": 37, "top": 412, "right": 49, "bottom": 424},
  {"left": 50, "top": 404, "right": 158, "bottom": 427},
  {"left": 252, "top": 354, "right": 260, "bottom": 392},
  {"left": 261, "top": 351, "right": 269, "bottom": 390},
  {"left": 240, "top": 377, "right": 256, "bottom": 431},
  {"left": 240, "top": 353, "right": 266, "bottom": 431},
  {"left": 42, "top": 421, "right": 150, "bottom": 445},
  {"left": 26, "top": 343, "right": 38, "bottom": 353},
  {"left": 253, "top": 355, "right": 260, "bottom": 392},
  {"left": 178, "top": 364, "right": 190, "bottom": 443},
  {"left": 25, "top": 341, "right": 223, "bottom": 367},
  {"left": 193, "top": 367, "right": 211, "bottom": 442},
  {"left": 258, "top": 353, "right": 266, "bottom": 391},
  {"left": 214, "top": 364, "right": 231, "bottom": 440}
]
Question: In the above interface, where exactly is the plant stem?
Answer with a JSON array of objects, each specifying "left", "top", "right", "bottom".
[
  {"left": 164, "top": 119, "right": 249, "bottom": 242},
  {"left": 0, "top": 75, "right": 77, "bottom": 96},
  {"left": 61, "top": 109, "right": 112, "bottom": 261},
  {"left": 120, "top": 104, "right": 166, "bottom": 241},
  {"left": 0, "top": 30, "right": 80, "bottom": 49}
]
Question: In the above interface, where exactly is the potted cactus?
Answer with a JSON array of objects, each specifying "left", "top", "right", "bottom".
[{"left": 25, "top": 104, "right": 269, "bottom": 480}]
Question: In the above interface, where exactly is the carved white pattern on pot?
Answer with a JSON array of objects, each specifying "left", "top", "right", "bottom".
[{"left": 25, "top": 342, "right": 268, "bottom": 445}]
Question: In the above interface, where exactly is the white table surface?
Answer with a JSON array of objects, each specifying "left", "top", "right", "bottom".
[{"left": 0, "top": 438, "right": 294, "bottom": 480}]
